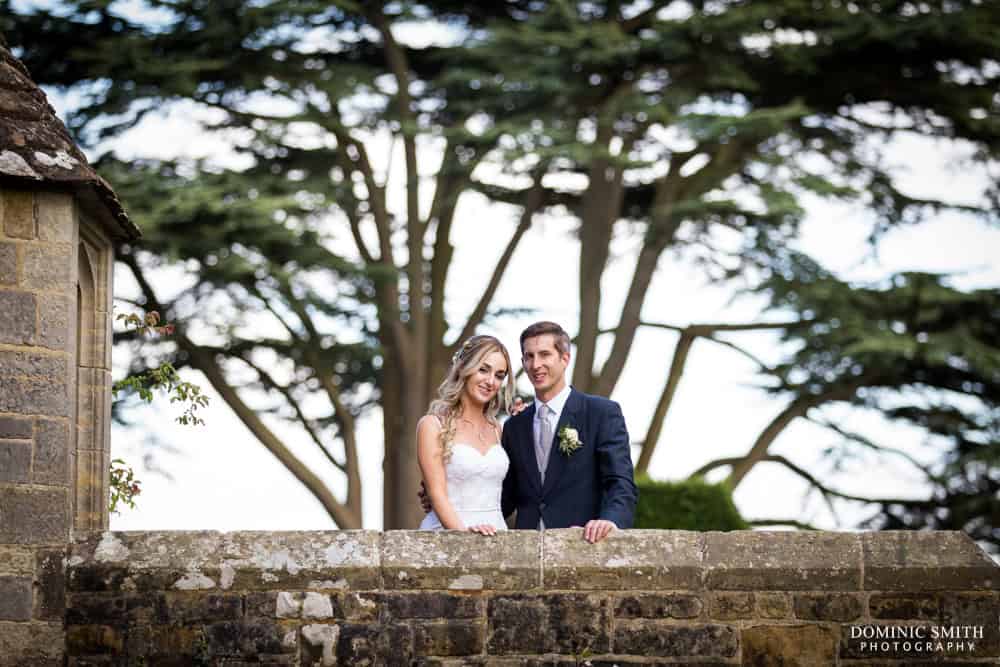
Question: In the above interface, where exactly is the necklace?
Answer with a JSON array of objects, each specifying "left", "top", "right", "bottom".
[{"left": 459, "top": 417, "right": 490, "bottom": 444}]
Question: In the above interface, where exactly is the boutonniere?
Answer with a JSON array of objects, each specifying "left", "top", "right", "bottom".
[{"left": 558, "top": 425, "right": 582, "bottom": 456}]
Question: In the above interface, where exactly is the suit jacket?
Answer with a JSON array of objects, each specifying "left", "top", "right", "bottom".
[{"left": 500, "top": 387, "right": 638, "bottom": 529}]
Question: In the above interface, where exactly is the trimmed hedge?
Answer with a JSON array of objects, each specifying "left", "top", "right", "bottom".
[{"left": 634, "top": 475, "right": 749, "bottom": 531}]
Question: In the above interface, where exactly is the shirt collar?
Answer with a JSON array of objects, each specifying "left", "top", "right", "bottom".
[{"left": 534, "top": 383, "right": 572, "bottom": 418}]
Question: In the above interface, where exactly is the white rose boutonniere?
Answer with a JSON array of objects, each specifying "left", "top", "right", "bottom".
[{"left": 558, "top": 425, "right": 582, "bottom": 456}]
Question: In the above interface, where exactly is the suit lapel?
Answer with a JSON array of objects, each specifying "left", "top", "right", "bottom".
[
  {"left": 518, "top": 404, "right": 542, "bottom": 495},
  {"left": 541, "top": 388, "right": 583, "bottom": 497}
]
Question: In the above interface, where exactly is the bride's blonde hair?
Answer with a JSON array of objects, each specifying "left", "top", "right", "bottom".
[{"left": 428, "top": 335, "right": 514, "bottom": 463}]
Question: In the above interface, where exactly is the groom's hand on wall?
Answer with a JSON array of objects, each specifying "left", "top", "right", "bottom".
[{"left": 583, "top": 519, "right": 616, "bottom": 544}]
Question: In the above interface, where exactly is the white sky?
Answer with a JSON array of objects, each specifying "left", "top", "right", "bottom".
[{"left": 20, "top": 1, "right": 997, "bottom": 539}]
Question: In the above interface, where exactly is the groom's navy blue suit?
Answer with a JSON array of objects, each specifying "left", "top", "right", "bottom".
[{"left": 500, "top": 388, "right": 638, "bottom": 529}]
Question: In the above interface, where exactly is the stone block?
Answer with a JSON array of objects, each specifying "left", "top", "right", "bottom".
[
  {"left": 0, "top": 241, "right": 15, "bottom": 284},
  {"left": 613, "top": 620, "right": 738, "bottom": 658},
  {"left": 744, "top": 623, "right": 838, "bottom": 665},
  {"left": 755, "top": 592, "right": 791, "bottom": 619},
  {"left": 487, "top": 593, "right": 610, "bottom": 656},
  {"left": 207, "top": 619, "right": 295, "bottom": 656},
  {"left": 32, "top": 418, "right": 69, "bottom": 485},
  {"left": 164, "top": 592, "right": 242, "bottom": 623},
  {"left": 613, "top": 593, "right": 702, "bottom": 619},
  {"left": 381, "top": 592, "right": 483, "bottom": 619},
  {"left": 65, "top": 624, "right": 125, "bottom": 655},
  {"left": 869, "top": 593, "right": 940, "bottom": 620},
  {"left": 37, "top": 292, "right": 72, "bottom": 350},
  {"left": 22, "top": 242, "right": 72, "bottom": 290},
  {"left": 3, "top": 190, "right": 35, "bottom": 239},
  {"left": 412, "top": 620, "right": 484, "bottom": 657},
  {"left": 383, "top": 529, "right": 538, "bottom": 590},
  {"left": 301, "top": 623, "right": 339, "bottom": 666},
  {"left": 939, "top": 593, "right": 1000, "bottom": 656},
  {"left": 0, "top": 415, "right": 32, "bottom": 438},
  {"left": 710, "top": 592, "right": 755, "bottom": 620},
  {"left": 0, "top": 621, "right": 64, "bottom": 665},
  {"left": 793, "top": 592, "right": 863, "bottom": 621},
  {"left": 35, "top": 192, "right": 76, "bottom": 242},
  {"left": 0, "top": 546, "right": 35, "bottom": 576},
  {"left": 0, "top": 486, "right": 68, "bottom": 544},
  {"left": 543, "top": 528, "right": 703, "bottom": 590},
  {"left": 342, "top": 592, "right": 380, "bottom": 622},
  {"left": 0, "top": 576, "right": 33, "bottom": 620},
  {"left": 124, "top": 623, "right": 203, "bottom": 658},
  {"left": 220, "top": 531, "right": 380, "bottom": 590},
  {"left": 336, "top": 622, "right": 412, "bottom": 665},
  {"left": 0, "top": 375, "right": 70, "bottom": 417},
  {"left": 705, "top": 530, "right": 862, "bottom": 590},
  {"left": 0, "top": 439, "right": 31, "bottom": 482},
  {"left": 862, "top": 531, "right": 999, "bottom": 591},
  {"left": 0, "top": 289, "right": 35, "bottom": 345},
  {"left": 0, "top": 349, "right": 68, "bottom": 377},
  {"left": 35, "top": 548, "right": 66, "bottom": 621}
]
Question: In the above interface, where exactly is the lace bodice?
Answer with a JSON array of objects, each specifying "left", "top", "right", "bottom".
[{"left": 419, "top": 442, "right": 509, "bottom": 530}]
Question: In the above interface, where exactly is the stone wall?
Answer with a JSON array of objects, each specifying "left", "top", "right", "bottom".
[
  {"left": 0, "top": 187, "right": 79, "bottom": 666},
  {"left": 64, "top": 529, "right": 999, "bottom": 666}
]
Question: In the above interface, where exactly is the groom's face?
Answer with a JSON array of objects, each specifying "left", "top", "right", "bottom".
[{"left": 522, "top": 334, "right": 570, "bottom": 397}]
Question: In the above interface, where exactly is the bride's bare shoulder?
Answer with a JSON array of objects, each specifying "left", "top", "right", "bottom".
[{"left": 417, "top": 414, "right": 444, "bottom": 434}]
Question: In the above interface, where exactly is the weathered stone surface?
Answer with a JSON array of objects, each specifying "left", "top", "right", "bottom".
[
  {"left": 382, "top": 592, "right": 483, "bottom": 619},
  {"left": 869, "top": 593, "right": 940, "bottom": 620},
  {"left": 613, "top": 593, "right": 703, "bottom": 619},
  {"left": 755, "top": 592, "right": 791, "bottom": 619},
  {"left": 0, "top": 620, "right": 64, "bottom": 665},
  {"left": 3, "top": 190, "right": 35, "bottom": 239},
  {"left": 301, "top": 623, "right": 339, "bottom": 666},
  {"left": 0, "top": 289, "right": 35, "bottom": 344},
  {"left": 793, "top": 592, "right": 863, "bottom": 621},
  {"left": 32, "top": 418, "right": 69, "bottom": 484},
  {"left": 0, "top": 415, "right": 32, "bottom": 438},
  {"left": 0, "top": 486, "right": 68, "bottom": 544},
  {"left": 862, "top": 531, "right": 999, "bottom": 591},
  {"left": 22, "top": 242, "right": 72, "bottom": 290},
  {"left": 0, "top": 241, "right": 16, "bottom": 284},
  {"left": 342, "top": 592, "right": 380, "bottom": 622},
  {"left": 65, "top": 624, "right": 125, "bottom": 655},
  {"left": 37, "top": 292, "right": 72, "bottom": 350},
  {"left": 939, "top": 593, "right": 1000, "bottom": 656},
  {"left": 710, "top": 592, "right": 754, "bottom": 620},
  {"left": 412, "top": 620, "right": 484, "bottom": 656},
  {"left": 0, "top": 546, "right": 35, "bottom": 576},
  {"left": 66, "top": 592, "right": 167, "bottom": 625},
  {"left": 124, "top": 623, "right": 203, "bottom": 658},
  {"left": 488, "top": 593, "right": 610, "bottom": 656},
  {"left": 164, "top": 592, "right": 242, "bottom": 623},
  {"left": 613, "top": 620, "right": 738, "bottom": 658},
  {"left": 705, "top": 531, "right": 861, "bottom": 590},
  {"left": 336, "top": 622, "right": 413, "bottom": 666},
  {"left": 207, "top": 619, "right": 295, "bottom": 656},
  {"left": 35, "top": 548, "right": 66, "bottom": 621},
  {"left": 35, "top": 192, "right": 76, "bottom": 242},
  {"left": 744, "top": 623, "right": 838, "bottom": 666},
  {"left": 543, "top": 528, "right": 703, "bottom": 590},
  {"left": 383, "top": 529, "right": 538, "bottom": 590},
  {"left": 0, "top": 350, "right": 70, "bottom": 417},
  {"left": 0, "top": 439, "right": 30, "bottom": 482},
  {"left": 0, "top": 576, "right": 32, "bottom": 620}
]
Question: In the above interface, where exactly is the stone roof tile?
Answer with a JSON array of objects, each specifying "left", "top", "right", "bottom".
[{"left": 0, "top": 37, "right": 140, "bottom": 240}]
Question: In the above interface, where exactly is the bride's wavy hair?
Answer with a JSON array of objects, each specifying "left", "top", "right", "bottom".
[{"left": 428, "top": 335, "right": 514, "bottom": 463}]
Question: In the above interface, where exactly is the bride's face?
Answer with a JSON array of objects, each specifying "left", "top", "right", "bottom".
[{"left": 463, "top": 349, "right": 508, "bottom": 406}]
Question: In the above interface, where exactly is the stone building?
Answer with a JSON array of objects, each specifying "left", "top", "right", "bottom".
[{"left": 0, "top": 37, "right": 139, "bottom": 663}]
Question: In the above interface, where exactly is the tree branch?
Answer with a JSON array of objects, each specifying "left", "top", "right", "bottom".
[
  {"left": 450, "top": 172, "right": 546, "bottom": 352},
  {"left": 635, "top": 330, "right": 694, "bottom": 475}
]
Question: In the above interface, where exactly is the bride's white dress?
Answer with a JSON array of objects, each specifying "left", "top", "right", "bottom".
[{"left": 419, "top": 442, "right": 509, "bottom": 531}]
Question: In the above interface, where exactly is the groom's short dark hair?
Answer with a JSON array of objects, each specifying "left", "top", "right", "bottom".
[{"left": 520, "top": 321, "right": 571, "bottom": 356}]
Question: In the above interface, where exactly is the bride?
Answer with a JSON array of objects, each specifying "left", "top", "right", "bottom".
[{"left": 417, "top": 335, "right": 514, "bottom": 534}]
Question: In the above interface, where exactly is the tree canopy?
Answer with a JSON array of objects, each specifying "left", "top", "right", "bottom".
[{"left": 4, "top": 0, "right": 997, "bottom": 541}]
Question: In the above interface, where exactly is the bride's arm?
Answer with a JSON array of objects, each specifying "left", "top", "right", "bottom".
[{"left": 416, "top": 415, "right": 465, "bottom": 530}]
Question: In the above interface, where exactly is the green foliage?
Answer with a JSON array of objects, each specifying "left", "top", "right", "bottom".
[
  {"left": 635, "top": 476, "right": 749, "bottom": 531},
  {"left": 109, "top": 310, "right": 209, "bottom": 513},
  {"left": 109, "top": 458, "right": 141, "bottom": 515}
]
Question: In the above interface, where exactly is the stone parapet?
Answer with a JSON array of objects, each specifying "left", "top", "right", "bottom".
[{"left": 63, "top": 529, "right": 999, "bottom": 665}]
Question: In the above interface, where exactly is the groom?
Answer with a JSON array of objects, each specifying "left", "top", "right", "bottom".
[{"left": 502, "top": 321, "right": 637, "bottom": 542}]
